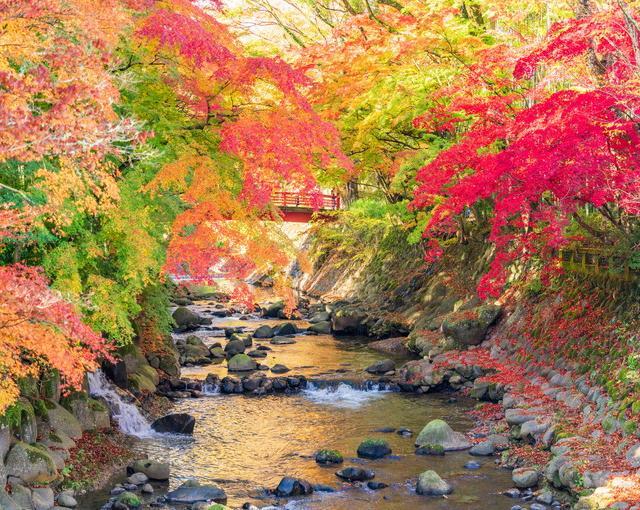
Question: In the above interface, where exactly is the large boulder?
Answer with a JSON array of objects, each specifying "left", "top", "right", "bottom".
[
  {"left": 165, "top": 483, "right": 227, "bottom": 504},
  {"left": 64, "top": 395, "right": 110, "bottom": 431},
  {"left": 172, "top": 307, "right": 205, "bottom": 332},
  {"left": 127, "top": 459, "right": 170, "bottom": 481},
  {"left": 441, "top": 304, "right": 501, "bottom": 346},
  {"left": 227, "top": 354, "right": 257, "bottom": 372},
  {"left": 274, "top": 477, "right": 313, "bottom": 497},
  {"left": 44, "top": 401, "right": 83, "bottom": 440},
  {"left": 13, "top": 399, "right": 37, "bottom": 444},
  {"left": 151, "top": 413, "right": 195, "bottom": 434},
  {"left": 416, "top": 470, "right": 452, "bottom": 496},
  {"left": 415, "top": 419, "right": 471, "bottom": 451},
  {"left": 5, "top": 442, "right": 58, "bottom": 484}
]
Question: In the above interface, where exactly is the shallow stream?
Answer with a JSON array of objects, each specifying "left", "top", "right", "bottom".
[{"left": 84, "top": 302, "right": 515, "bottom": 509}]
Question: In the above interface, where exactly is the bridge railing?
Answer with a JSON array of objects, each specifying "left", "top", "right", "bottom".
[
  {"left": 558, "top": 248, "right": 637, "bottom": 281},
  {"left": 272, "top": 191, "right": 341, "bottom": 211}
]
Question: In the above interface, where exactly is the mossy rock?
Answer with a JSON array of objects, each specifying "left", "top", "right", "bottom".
[
  {"left": 357, "top": 438, "right": 392, "bottom": 459},
  {"left": 4, "top": 399, "right": 37, "bottom": 444},
  {"left": 128, "top": 373, "right": 157, "bottom": 393},
  {"left": 136, "top": 364, "right": 160, "bottom": 386},
  {"left": 207, "top": 505, "right": 231, "bottom": 510},
  {"left": 315, "top": 449, "right": 343, "bottom": 465},
  {"left": 415, "top": 419, "right": 471, "bottom": 451},
  {"left": 5, "top": 441, "right": 58, "bottom": 484},
  {"left": 41, "top": 370, "right": 61, "bottom": 402},
  {"left": 415, "top": 443, "right": 445, "bottom": 456},
  {"left": 441, "top": 304, "right": 501, "bottom": 346},
  {"left": 117, "top": 491, "right": 142, "bottom": 507},
  {"left": 17, "top": 377, "right": 39, "bottom": 400},
  {"left": 227, "top": 354, "right": 257, "bottom": 372},
  {"left": 44, "top": 400, "right": 83, "bottom": 439}
]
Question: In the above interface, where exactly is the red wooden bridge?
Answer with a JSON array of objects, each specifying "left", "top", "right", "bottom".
[{"left": 272, "top": 190, "right": 341, "bottom": 222}]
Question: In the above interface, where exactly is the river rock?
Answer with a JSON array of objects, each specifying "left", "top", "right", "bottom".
[
  {"left": 415, "top": 419, "right": 471, "bottom": 451},
  {"left": 309, "top": 312, "right": 330, "bottom": 323},
  {"left": 228, "top": 354, "right": 257, "bottom": 371},
  {"left": 416, "top": 470, "right": 452, "bottom": 496},
  {"left": 210, "top": 346, "right": 226, "bottom": 359},
  {"left": 357, "top": 439, "right": 392, "bottom": 459},
  {"left": 247, "top": 349, "right": 268, "bottom": 358},
  {"left": 270, "top": 364, "right": 290, "bottom": 374},
  {"left": 230, "top": 332, "right": 253, "bottom": 347},
  {"left": 253, "top": 325, "right": 275, "bottom": 338},
  {"left": 127, "top": 459, "right": 170, "bottom": 481},
  {"left": 274, "top": 477, "right": 313, "bottom": 497},
  {"left": 57, "top": 491, "right": 78, "bottom": 507},
  {"left": 415, "top": 444, "right": 445, "bottom": 456},
  {"left": 172, "top": 307, "right": 204, "bottom": 331},
  {"left": 512, "top": 467, "right": 540, "bottom": 488},
  {"left": 331, "top": 309, "right": 368, "bottom": 335},
  {"left": 469, "top": 440, "right": 494, "bottom": 456},
  {"left": 224, "top": 339, "right": 246, "bottom": 358},
  {"left": 464, "top": 461, "right": 481, "bottom": 470},
  {"left": 441, "top": 304, "right": 501, "bottom": 346},
  {"left": 270, "top": 336, "right": 296, "bottom": 345},
  {"left": 365, "top": 359, "right": 395, "bottom": 374},
  {"left": 625, "top": 442, "right": 640, "bottom": 468},
  {"left": 336, "top": 467, "right": 375, "bottom": 482},
  {"left": 8, "top": 484, "right": 31, "bottom": 509},
  {"left": 315, "top": 449, "right": 343, "bottom": 465},
  {"left": 127, "top": 472, "right": 148, "bottom": 485},
  {"left": 165, "top": 484, "right": 227, "bottom": 504},
  {"left": 32, "top": 487, "right": 54, "bottom": 510},
  {"left": 262, "top": 301, "right": 285, "bottom": 318},
  {"left": 142, "top": 483, "right": 153, "bottom": 494},
  {"left": 151, "top": 413, "right": 195, "bottom": 434},
  {"left": 274, "top": 323, "right": 297, "bottom": 336},
  {"left": 307, "top": 321, "right": 331, "bottom": 334},
  {"left": 0, "top": 489, "right": 20, "bottom": 510},
  {"left": 5, "top": 442, "right": 58, "bottom": 484}
]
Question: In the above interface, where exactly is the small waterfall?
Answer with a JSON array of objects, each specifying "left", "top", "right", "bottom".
[
  {"left": 202, "top": 381, "right": 220, "bottom": 395},
  {"left": 303, "top": 381, "right": 390, "bottom": 408},
  {"left": 87, "top": 370, "right": 154, "bottom": 438}
]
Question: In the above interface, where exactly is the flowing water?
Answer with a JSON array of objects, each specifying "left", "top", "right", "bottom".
[{"left": 84, "top": 303, "right": 516, "bottom": 509}]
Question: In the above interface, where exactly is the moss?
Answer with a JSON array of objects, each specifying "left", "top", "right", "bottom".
[
  {"left": 415, "top": 443, "right": 445, "bottom": 456},
  {"left": 117, "top": 492, "right": 142, "bottom": 507},
  {"left": 206, "top": 505, "right": 231, "bottom": 510},
  {"left": 88, "top": 399, "right": 107, "bottom": 412},
  {"left": 360, "top": 438, "right": 387, "bottom": 448},
  {"left": 49, "top": 432, "right": 63, "bottom": 443},
  {"left": 25, "top": 444, "right": 54, "bottom": 469},
  {"left": 32, "top": 399, "right": 49, "bottom": 418},
  {"left": 1, "top": 399, "right": 35, "bottom": 429},
  {"left": 315, "top": 449, "right": 343, "bottom": 464}
]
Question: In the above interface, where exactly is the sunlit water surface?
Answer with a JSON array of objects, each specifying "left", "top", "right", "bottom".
[{"left": 82, "top": 310, "right": 515, "bottom": 509}]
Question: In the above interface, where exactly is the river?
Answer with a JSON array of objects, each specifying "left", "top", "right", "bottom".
[{"left": 83, "top": 300, "right": 516, "bottom": 509}]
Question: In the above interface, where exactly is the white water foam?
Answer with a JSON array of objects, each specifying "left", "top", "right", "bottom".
[
  {"left": 302, "top": 382, "right": 388, "bottom": 408},
  {"left": 87, "top": 370, "right": 154, "bottom": 438}
]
